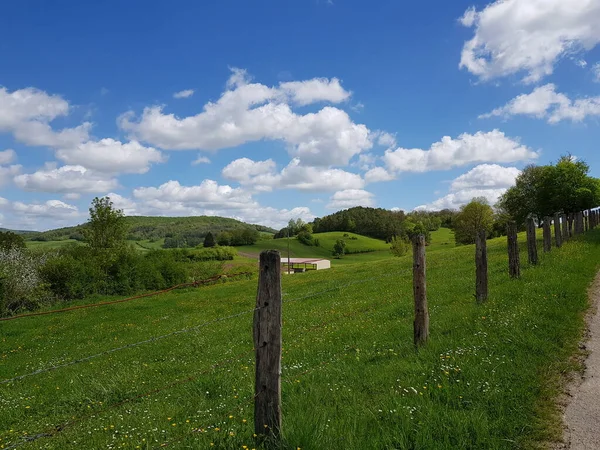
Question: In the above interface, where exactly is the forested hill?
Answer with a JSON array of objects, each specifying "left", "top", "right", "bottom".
[{"left": 28, "top": 216, "right": 276, "bottom": 242}]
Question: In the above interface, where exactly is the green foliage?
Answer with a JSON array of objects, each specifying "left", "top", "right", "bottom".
[
  {"left": 454, "top": 198, "right": 495, "bottom": 245},
  {"left": 499, "top": 155, "right": 600, "bottom": 225},
  {"left": 3, "top": 229, "right": 599, "bottom": 448},
  {"left": 297, "top": 231, "right": 320, "bottom": 247},
  {"left": 389, "top": 236, "right": 410, "bottom": 257},
  {"left": 203, "top": 232, "right": 216, "bottom": 248},
  {"left": 0, "top": 248, "right": 49, "bottom": 315},
  {"left": 29, "top": 216, "right": 276, "bottom": 243},
  {"left": 332, "top": 239, "right": 346, "bottom": 258},
  {"left": 83, "top": 197, "right": 128, "bottom": 250},
  {"left": 402, "top": 220, "right": 432, "bottom": 244},
  {"left": 313, "top": 206, "right": 406, "bottom": 241},
  {"left": 0, "top": 231, "right": 26, "bottom": 251}
]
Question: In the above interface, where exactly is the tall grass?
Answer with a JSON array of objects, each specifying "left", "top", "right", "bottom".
[{"left": 0, "top": 231, "right": 598, "bottom": 449}]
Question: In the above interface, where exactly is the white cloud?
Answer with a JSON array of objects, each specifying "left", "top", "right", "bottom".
[
  {"left": 416, "top": 164, "right": 520, "bottom": 211},
  {"left": 106, "top": 192, "right": 138, "bottom": 216},
  {"left": 0, "top": 149, "right": 17, "bottom": 165},
  {"left": 14, "top": 164, "right": 118, "bottom": 193},
  {"left": 481, "top": 84, "right": 600, "bottom": 123},
  {"left": 0, "top": 164, "right": 21, "bottom": 187},
  {"left": 364, "top": 166, "right": 395, "bottom": 183},
  {"left": 192, "top": 155, "right": 211, "bottom": 165},
  {"left": 133, "top": 179, "right": 253, "bottom": 210},
  {"left": 279, "top": 77, "right": 351, "bottom": 106},
  {"left": 416, "top": 188, "right": 507, "bottom": 211},
  {"left": 459, "top": 0, "right": 600, "bottom": 83},
  {"left": 173, "top": 89, "right": 195, "bottom": 99},
  {"left": 375, "top": 131, "right": 397, "bottom": 148},
  {"left": 450, "top": 164, "right": 520, "bottom": 191},
  {"left": 383, "top": 130, "right": 537, "bottom": 173},
  {"left": 11, "top": 199, "right": 82, "bottom": 223},
  {"left": 120, "top": 68, "right": 371, "bottom": 166},
  {"left": 221, "top": 157, "right": 364, "bottom": 192},
  {"left": 0, "top": 86, "right": 90, "bottom": 148},
  {"left": 593, "top": 63, "right": 600, "bottom": 82},
  {"left": 327, "top": 189, "right": 375, "bottom": 210},
  {"left": 56, "top": 139, "right": 166, "bottom": 174}
]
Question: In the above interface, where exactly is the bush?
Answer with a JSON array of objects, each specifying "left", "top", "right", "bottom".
[
  {"left": 0, "top": 248, "right": 50, "bottom": 315},
  {"left": 332, "top": 239, "right": 346, "bottom": 259},
  {"left": 297, "top": 231, "right": 319, "bottom": 247},
  {"left": 389, "top": 236, "right": 410, "bottom": 257}
]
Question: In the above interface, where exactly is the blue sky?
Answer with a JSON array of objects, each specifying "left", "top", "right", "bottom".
[{"left": 1, "top": 0, "right": 600, "bottom": 230}]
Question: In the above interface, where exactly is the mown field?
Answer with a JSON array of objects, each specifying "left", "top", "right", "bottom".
[{"left": 1, "top": 228, "right": 597, "bottom": 449}]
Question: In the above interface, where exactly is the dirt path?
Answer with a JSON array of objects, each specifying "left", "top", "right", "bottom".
[{"left": 557, "top": 273, "right": 600, "bottom": 449}]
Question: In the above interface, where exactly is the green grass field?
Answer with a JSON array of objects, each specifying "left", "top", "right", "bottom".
[{"left": 2, "top": 229, "right": 597, "bottom": 449}]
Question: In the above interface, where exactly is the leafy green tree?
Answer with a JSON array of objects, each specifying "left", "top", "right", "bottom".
[
  {"left": 454, "top": 198, "right": 494, "bottom": 245},
  {"left": 0, "top": 231, "right": 26, "bottom": 251},
  {"left": 498, "top": 156, "right": 600, "bottom": 225},
  {"left": 389, "top": 236, "right": 410, "bottom": 257},
  {"left": 83, "top": 197, "right": 128, "bottom": 250},
  {"left": 217, "top": 231, "right": 232, "bottom": 246},
  {"left": 332, "top": 239, "right": 346, "bottom": 259},
  {"left": 203, "top": 232, "right": 216, "bottom": 248}
]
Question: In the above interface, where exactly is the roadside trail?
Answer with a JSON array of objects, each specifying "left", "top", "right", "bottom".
[{"left": 558, "top": 273, "right": 600, "bottom": 449}]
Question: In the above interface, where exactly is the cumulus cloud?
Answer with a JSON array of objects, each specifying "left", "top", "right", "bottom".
[
  {"left": 192, "top": 155, "right": 211, "bottom": 165},
  {"left": 0, "top": 149, "right": 17, "bottom": 165},
  {"left": 459, "top": 0, "right": 600, "bottom": 83},
  {"left": 327, "top": 189, "right": 375, "bottom": 209},
  {"left": 383, "top": 130, "right": 537, "bottom": 173},
  {"left": 56, "top": 139, "right": 166, "bottom": 174},
  {"left": 0, "top": 86, "right": 91, "bottom": 148},
  {"left": 2, "top": 199, "right": 83, "bottom": 229},
  {"left": 221, "top": 157, "right": 364, "bottom": 192},
  {"left": 416, "top": 164, "right": 520, "bottom": 211},
  {"left": 173, "top": 89, "right": 195, "bottom": 99},
  {"left": 481, "top": 84, "right": 600, "bottom": 123},
  {"left": 364, "top": 167, "right": 395, "bottom": 183},
  {"left": 0, "top": 164, "right": 21, "bottom": 187},
  {"left": 279, "top": 77, "right": 351, "bottom": 106},
  {"left": 14, "top": 164, "right": 119, "bottom": 193},
  {"left": 120, "top": 68, "right": 370, "bottom": 166}
]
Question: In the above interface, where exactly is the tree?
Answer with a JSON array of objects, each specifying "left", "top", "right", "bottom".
[
  {"left": 389, "top": 236, "right": 410, "bottom": 257},
  {"left": 498, "top": 156, "right": 600, "bottom": 225},
  {"left": 83, "top": 197, "right": 128, "bottom": 250},
  {"left": 454, "top": 198, "right": 494, "bottom": 245},
  {"left": 217, "top": 231, "right": 232, "bottom": 246},
  {"left": 332, "top": 239, "right": 346, "bottom": 258},
  {"left": 203, "top": 232, "right": 216, "bottom": 248},
  {"left": 0, "top": 231, "right": 26, "bottom": 251}
]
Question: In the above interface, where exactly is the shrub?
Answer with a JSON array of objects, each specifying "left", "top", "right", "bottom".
[
  {"left": 389, "top": 236, "right": 410, "bottom": 257},
  {"left": 0, "top": 248, "right": 50, "bottom": 315},
  {"left": 332, "top": 239, "right": 346, "bottom": 259}
]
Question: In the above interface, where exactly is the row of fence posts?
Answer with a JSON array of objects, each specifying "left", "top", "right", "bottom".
[{"left": 250, "top": 209, "right": 598, "bottom": 440}]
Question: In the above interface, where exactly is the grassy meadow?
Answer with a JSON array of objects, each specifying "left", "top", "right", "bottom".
[{"left": 1, "top": 228, "right": 598, "bottom": 449}]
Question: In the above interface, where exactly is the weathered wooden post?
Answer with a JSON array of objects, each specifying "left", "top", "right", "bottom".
[
  {"left": 575, "top": 211, "right": 583, "bottom": 235},
  {"left": 562, "top": 214, "right": 569, "bottom": 242},
  {"left": 585, "top": 211, "right": 589, "bottom": 232},
  {"left": 526, "top": 218, "right": 538, "bottom": 265},
  {"left": 553, "top": 213, "right": 562, "bottom": 248},
  {"left": 507, "top": 221, "right": 520, "bottom": 279},
  {"left": 475, "top": 229, "right": 488, "bottom": 302},
  {"left": 254, "top": 250, "right": 282, "bottom": 437},
  {"left": 412, "top": 234, "right": 429, "bottom": 347},
  {"left": 591, "top": 210, "right": 596, "bottom": 229},
  {"left": 543, "top": 217, "right": 552, "bottom": 252}
]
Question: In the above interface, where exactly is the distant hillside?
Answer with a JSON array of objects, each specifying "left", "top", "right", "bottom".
[
  {"left": 0, "top": 228, "right": 40, "bottom": 236},
  {"left": 29, "top": 216, "right": 276, "bottom": 242}
]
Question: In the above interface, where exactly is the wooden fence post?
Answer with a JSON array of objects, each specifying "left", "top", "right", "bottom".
[
  {"left": 475, "top": 229, "right": 488, "bottom": 302},
  {"left": 507, "top": 221, "right": 520, "bottom": 279},
  {"left": 562, "top": 214, "right": 569, "bottom": 242},
  {"left": 569, "top": 214, "right": 574, "bottom": 237},
  {"left": 526, "top": 218, "right": 538, "bottom": 265},
  {"left": 553, "top": 213, "right": 562, "bottom": 248},
  {"left": 254, "top": 250, "right": 282, "bottom": 437},
  {"left": 412, "top": 234, "right": 429, "bottom": 347},
  {"left": 576, "top": 211, "right": 584, "bottom": 235},
  {"left": 542, "top": 217, "right": 551, "bottom": 252},
  {"left": 585, "top": 211, "right": 589, "bottom": 232},
  {"left": 591, "top": 210, "right": 596, "bottom": 229}
]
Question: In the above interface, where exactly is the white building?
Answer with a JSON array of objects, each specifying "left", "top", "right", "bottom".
[{"left": 282, "top": 257, "right": 331, "bottom": 272}]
